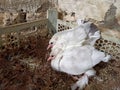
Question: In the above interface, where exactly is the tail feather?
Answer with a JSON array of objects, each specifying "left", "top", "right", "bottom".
[{"left": 102, "top": 54, "right": 111, "bottom": 62}]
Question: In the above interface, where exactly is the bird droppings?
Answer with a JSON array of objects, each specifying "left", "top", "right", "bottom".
[{"left": 0, "top": 35, "right": 120, "bottom": 90}]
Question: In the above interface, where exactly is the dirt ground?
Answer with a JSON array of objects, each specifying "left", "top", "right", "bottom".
[
  {"left": 0, "top": 13, "right": 4, "bottom": 25},
  {"left": 0, "top": 36, "right": 120, "bottom": 90}
]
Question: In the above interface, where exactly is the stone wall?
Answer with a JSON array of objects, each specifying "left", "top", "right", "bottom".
[
  {"left": 0, "top": 0, "right": 54, "bottom": 12},
  {"left": 56, "top": 0, "right": 120, "bottom": 30}
]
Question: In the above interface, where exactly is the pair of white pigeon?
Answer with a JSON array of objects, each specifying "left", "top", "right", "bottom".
[{"left": 47, "top": 19, "right": 111, "bottom": 90}]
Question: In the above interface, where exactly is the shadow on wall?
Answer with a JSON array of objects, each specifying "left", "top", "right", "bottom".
[{"left": 100, "top": 4, "right": 120, "bottom": 31}]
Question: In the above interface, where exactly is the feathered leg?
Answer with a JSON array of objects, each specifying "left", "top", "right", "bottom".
[{"left": 71, "top": 69, "right": 96, "bottom": 90}]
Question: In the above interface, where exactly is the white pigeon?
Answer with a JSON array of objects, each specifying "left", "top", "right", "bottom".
[
  {"left": 47, "top": 19, "right": 91, "bottom": 50},
  {"left": 48, "top": 45, "right": 111, "bottom": 90},
  {"left": 48, "top": 20, "right": 100, "bottom": 57},
  {"left": 50, "top": 21, "right": 93, "bottom": 57}
]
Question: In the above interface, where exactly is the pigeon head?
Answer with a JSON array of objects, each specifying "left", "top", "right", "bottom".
[
  {"left": 47, "top": 46, "right": 63, "bottom": 61},
  {"left": 47, "top": 36, "right": 58, "bottom": 50},
  {"left": 47, "top": 51, "right": 56, "bottom": 61},
  {"left": 47, "top": 54, "right": 55, "bottom": 61}
]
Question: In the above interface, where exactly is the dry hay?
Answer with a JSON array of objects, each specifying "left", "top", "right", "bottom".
[{"left": 0, "top": 35, "right": 120, "bottom": 90}]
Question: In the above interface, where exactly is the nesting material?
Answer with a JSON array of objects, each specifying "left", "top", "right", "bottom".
[{"left": 0, "top": 30, "right": 119, "bottom": 90}]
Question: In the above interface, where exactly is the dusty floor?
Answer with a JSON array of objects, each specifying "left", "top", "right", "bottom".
[
  {"left": 0, "top": 36, "right": 120, "bottom": 90},
  {"left": 0, "top": 13, "right": 4, "bottom": 25}
]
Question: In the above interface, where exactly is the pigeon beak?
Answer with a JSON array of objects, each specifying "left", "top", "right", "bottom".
[
  {"left": 47, "top": 56, "right": 52, "bottom": 61},
  {"left": 47, "top": 44, "right": 53, "bottom": 50}
]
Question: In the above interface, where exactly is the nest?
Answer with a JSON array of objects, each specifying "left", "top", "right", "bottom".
[{"left": 0, "top": 35, "right": 120, "bottom": 90}]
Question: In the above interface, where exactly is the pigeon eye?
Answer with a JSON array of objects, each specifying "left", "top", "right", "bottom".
[
  {"left": 50, "top": 42, "right": 53, "bottom": 44},
  {"left": 51, "top": 55, "right": 54, "bottom": 57}
]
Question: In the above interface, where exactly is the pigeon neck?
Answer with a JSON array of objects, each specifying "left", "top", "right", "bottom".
[{"left": 53, "top": 52, "right": 63, "bottom": 71}]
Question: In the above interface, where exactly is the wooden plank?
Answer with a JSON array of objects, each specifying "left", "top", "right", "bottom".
[
  {"left": 0, "top": 18, "right": 47, "bottom": 35},
  {"left": 47, "top": 8, "right": 57, "bottom": 33}
]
